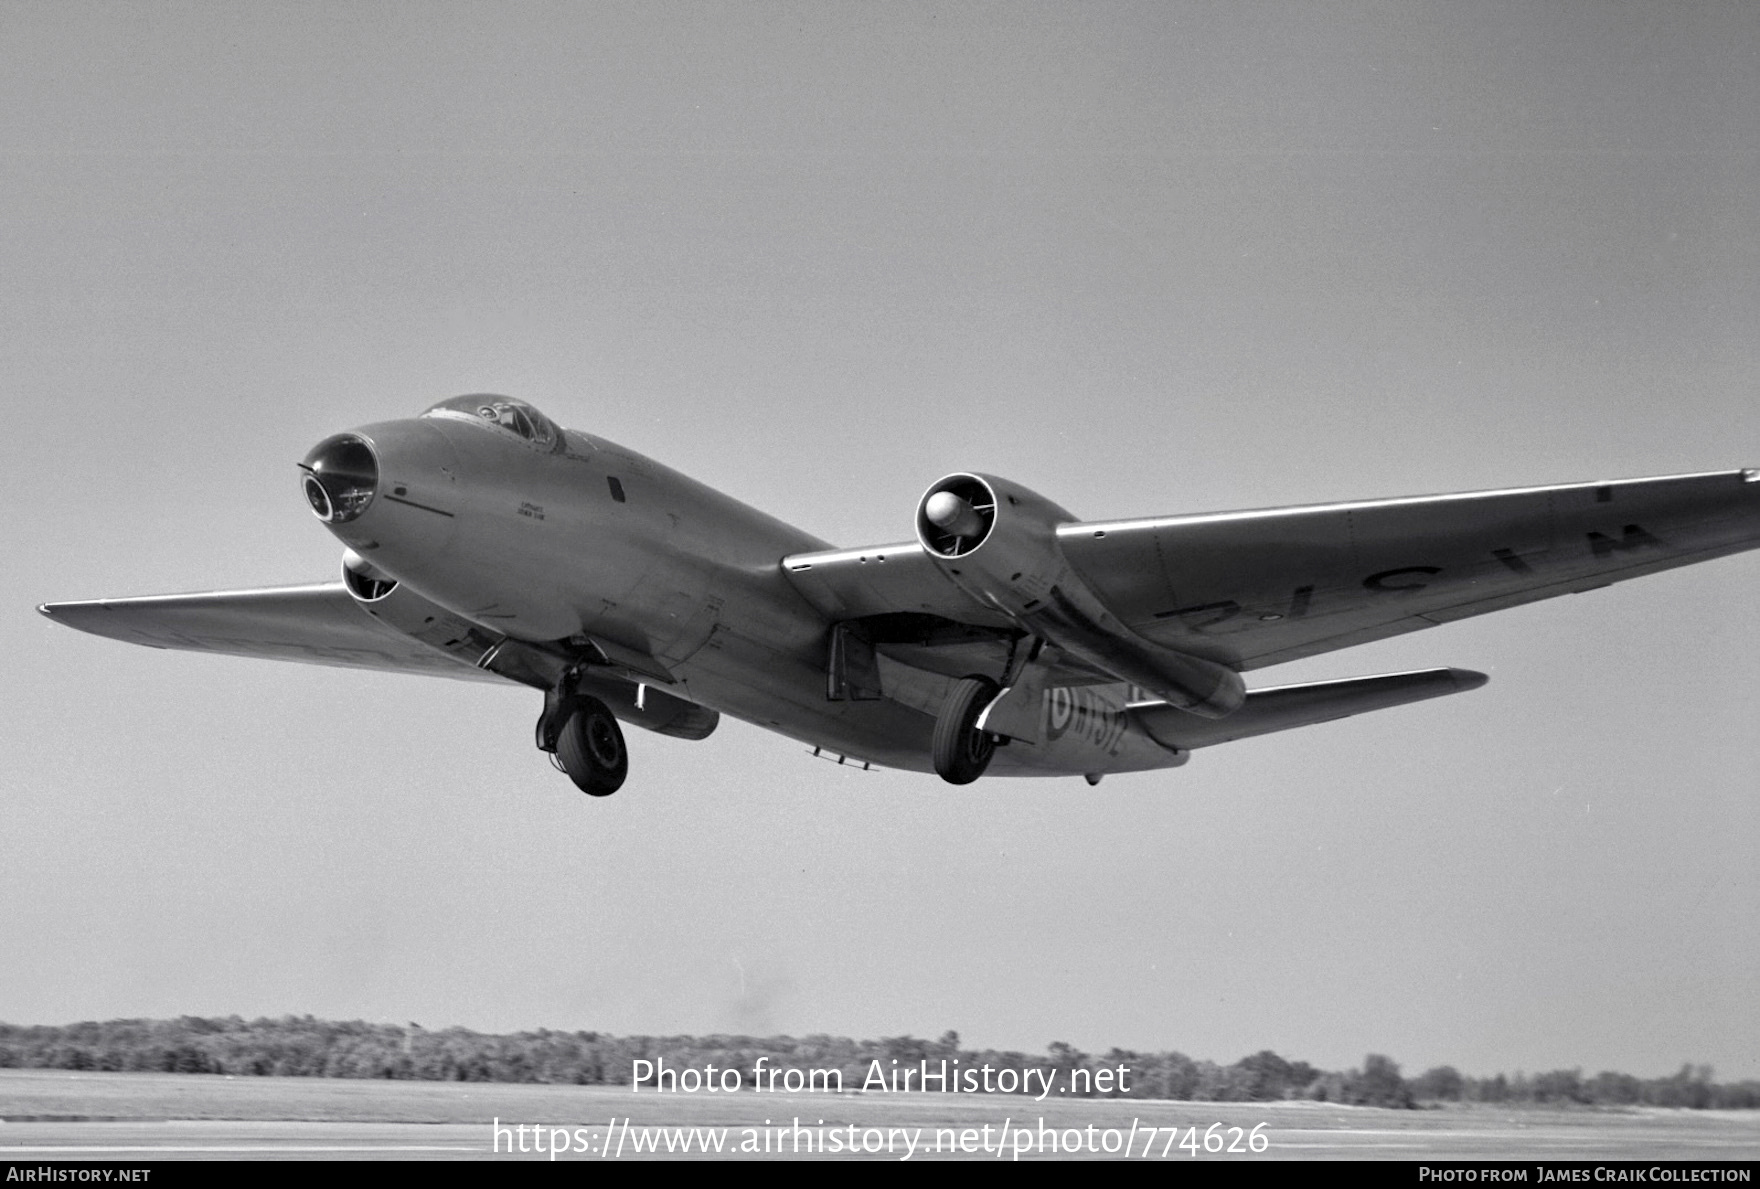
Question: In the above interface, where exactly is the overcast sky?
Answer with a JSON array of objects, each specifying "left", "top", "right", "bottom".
[{"left": 4, "top": 2, "right": 1756, "bottom": 1082}]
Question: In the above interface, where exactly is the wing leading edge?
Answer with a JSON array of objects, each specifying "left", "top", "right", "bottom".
[{"left": 38, "top": 584, "right": 502, "bottom": 682}]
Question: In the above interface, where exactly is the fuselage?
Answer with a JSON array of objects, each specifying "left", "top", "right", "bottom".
[
  {"left": 309, "top": 400, "right": 955, "bottom": 771},
  {"left": 301, "top": 395, "right": 1194, "bottom": 780}
]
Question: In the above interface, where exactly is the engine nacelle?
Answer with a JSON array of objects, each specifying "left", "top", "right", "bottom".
[
  {"left": 342, "top": 549, "right": 505, "bottom": 668},
  {"left": 913, "top": 473, "right": 1245, "bottom": 718},
  {"left": 915, "top": 473, "right": 1074, "bottom": 602}
]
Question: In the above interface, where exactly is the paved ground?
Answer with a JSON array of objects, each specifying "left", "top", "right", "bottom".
[{"left": 1, "top": 1072, "right": 1753, "bottom": 1161}]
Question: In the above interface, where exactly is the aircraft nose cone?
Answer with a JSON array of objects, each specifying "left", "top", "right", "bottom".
[{"left": 301, "top": 433, "right": 379, "bottom": 523}]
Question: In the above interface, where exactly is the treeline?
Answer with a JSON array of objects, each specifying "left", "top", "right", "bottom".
[{"left": 2, "top": 1017, "right": 1756, "bottom": 1109}]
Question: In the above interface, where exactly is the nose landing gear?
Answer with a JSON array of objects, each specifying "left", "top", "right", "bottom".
[{"left": 537, "top": 681, "right": 629, "bottom": 797}]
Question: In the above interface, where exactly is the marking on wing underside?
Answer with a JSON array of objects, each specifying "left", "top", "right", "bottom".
[
  {"left": 1146, "top": 524, "right": 1668, "bottom": 624},
  {"left": 1587, "top": 524, "right": 1664, "bottom": 558},
  {"left": 1364, "top": 566, "right": 1443, "bottom": 594},
  {"left": 1152, "top": 601, "right": 1242, "bottom": 632},
  {"left": 1492, "top": 548, "right": 1532, "bottom": 575}
]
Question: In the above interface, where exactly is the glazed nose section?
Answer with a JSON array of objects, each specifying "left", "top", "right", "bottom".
[{"left": 301, "top": 434, "right": 379, "bottom": 523}]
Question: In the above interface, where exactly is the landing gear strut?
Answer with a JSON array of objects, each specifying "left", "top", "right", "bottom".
[
  {"left": 932, "top": 675, "right": 998, "bottom": 785},
  {"left": 538, "top": 681, "right": 628, "bottom": 797}
]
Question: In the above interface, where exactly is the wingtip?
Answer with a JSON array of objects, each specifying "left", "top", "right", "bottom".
[{"left": 1447, "top": 667, "right": 1490, "bottom": 692}]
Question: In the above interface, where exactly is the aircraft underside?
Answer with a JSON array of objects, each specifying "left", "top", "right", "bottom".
[{"left": 39, "top": 394, "right": 1760, "bottom": 798}]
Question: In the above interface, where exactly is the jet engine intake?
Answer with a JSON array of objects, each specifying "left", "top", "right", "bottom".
[
  {"left": 339, "top": 552, "right": 503, "bottom": 668},
  {"left": 340, "top": 549, "right": 397, "bottom": 602},
  {"left": 913, "top": 473, "right": 1246, "bottom": 718}
]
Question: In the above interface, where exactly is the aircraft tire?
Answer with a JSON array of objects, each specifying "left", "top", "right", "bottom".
[
  {"left": 556, "top": 696, "right": 628, "bottom": 797},
  {"left": 932, "top": 676, "right": 998, "bottom": 785}
]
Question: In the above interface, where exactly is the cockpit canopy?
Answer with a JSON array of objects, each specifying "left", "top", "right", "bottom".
[{"left": 422, "top": 394, "right": 563, "bottom": 450}]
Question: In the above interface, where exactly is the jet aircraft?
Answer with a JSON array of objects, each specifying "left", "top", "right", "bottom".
[{"left": 39, "top": 395, "right": 1760, "bottom": 795}]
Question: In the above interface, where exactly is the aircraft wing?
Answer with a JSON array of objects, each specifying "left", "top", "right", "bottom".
[
  {"left": 786, "top": 469, "right": 1760, "bottom": 673},
  {"left": 38, "top": 584, "right": 503, "bottom": 682}
]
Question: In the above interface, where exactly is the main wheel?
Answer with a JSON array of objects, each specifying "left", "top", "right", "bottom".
[
  {"left": 555, "top": 697, "right": 628, "bottom": 797},
  {"left": 932, "top": 676, "right": 998, "bottom": 785}
]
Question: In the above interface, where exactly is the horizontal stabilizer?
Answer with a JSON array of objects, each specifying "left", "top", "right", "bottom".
[{"left": 1132, "top": 667, "right": 1486, "bottom": 750}]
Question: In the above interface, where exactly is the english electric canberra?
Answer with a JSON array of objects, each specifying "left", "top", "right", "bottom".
[{"left": 40, "top": 396, "right": 1760, "bottom": 794}]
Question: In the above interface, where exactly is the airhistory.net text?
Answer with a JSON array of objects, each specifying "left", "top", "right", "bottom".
[{"left": 631, "top": 1056, "right": 1132, "bottom": 1099}]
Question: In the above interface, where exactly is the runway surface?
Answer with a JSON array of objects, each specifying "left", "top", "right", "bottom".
[{"left": 1, "top": 1072, "right": 1754, "bottom": 1161}]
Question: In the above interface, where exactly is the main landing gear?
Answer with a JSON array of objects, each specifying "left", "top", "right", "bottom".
[
  {"left": 932, "top": 675, "right": 998, "bottom": 785},
  {"left": 537, "top": 682, "right": 628, "bottom": 797}
]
